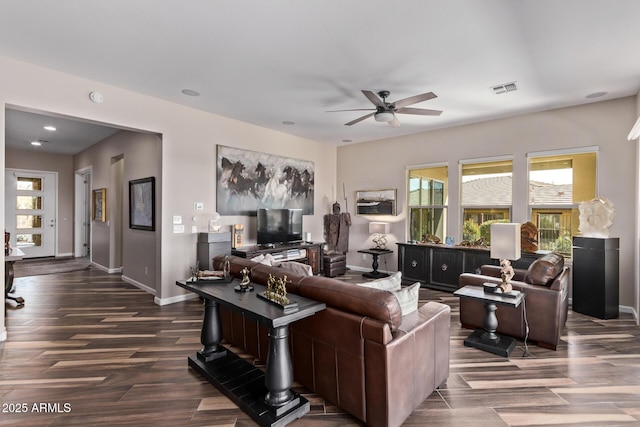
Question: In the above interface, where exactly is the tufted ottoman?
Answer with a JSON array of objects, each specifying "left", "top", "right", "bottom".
[{"left": 324, "top": 252, "right": 347, "bottom": 277}]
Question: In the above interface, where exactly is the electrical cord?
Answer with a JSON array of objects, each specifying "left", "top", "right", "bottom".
[{"left": 521, "top": 295, "right": 531, "bottom": 357}]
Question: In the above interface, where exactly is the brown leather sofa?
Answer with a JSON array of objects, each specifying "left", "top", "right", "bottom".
[
  {"left": 212, "top": 255, "right": 451, "bottom": 427},
  {"left": 458, "top": 252, "right": 570, "bottom": 350}
]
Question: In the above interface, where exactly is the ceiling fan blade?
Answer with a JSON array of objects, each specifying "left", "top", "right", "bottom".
[
  {"left": 393, "top": 92, "right": 437, "bottom": 109},
  {"left": 388, "top": 116, "right": 401, "bottom": 128},
  {"left": 326, "top": 108, "right": 376, "bottom": 113},
  {"left": 396, "top": 107, "right": 443, "bottom": 116},
  {"left": 345, "top": 112, "right": 375, "bottom": 126},
  {"left": 362, "top": 90, "right": 385, "bottom": 108}
]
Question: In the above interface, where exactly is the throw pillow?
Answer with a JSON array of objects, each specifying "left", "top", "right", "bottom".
[
  {"left": 276, "top": 261, "right": 313, "bottom": 276},
  {"left": 357, "top": 271, "right": 402, "bottom": 291},
  {"left": 393, "top": 282, "right": 421, "bottom": 316},
  {"left": 251, "top": 253, "right": 276, "bottom": 266}
]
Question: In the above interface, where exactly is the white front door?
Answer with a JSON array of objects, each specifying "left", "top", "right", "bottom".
[{"left": 5, "top": 169, "right": 57, "bottom": 258}]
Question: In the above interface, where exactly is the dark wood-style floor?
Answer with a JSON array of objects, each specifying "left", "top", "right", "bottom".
[{"left": 2, "top": 267, "right": 640, "bottom": 426}]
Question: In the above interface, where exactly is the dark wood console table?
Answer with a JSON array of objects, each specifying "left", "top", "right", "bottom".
[
  {"left": 232, "top": 242, "right": 324, "bottom": 275},
  {"left": 176, "top": 278, "right": 326, "bottom": 427}
]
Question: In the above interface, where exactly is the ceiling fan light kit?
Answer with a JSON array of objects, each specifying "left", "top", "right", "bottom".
[
  {"left": 329, "top": 89, "right": 442, "bottom": 127},
  {"left": 374, "top": 111, "right": 394, "bottom": 122}
]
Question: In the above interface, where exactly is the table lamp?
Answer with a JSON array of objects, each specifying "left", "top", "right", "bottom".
[
  {"left": 369, "top": 222, "right": 390, "bottom": 250},
  {"left": 490, "top": 223, "right": 521, "bottom": 293}
]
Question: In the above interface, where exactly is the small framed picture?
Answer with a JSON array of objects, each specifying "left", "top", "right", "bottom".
[
  {"left": 92, "top": 188, "right": 107, "bottom": 222},
  {"left": 129, "top": 177, "right": 155, "bottom": 231},
  {"left": 356, "top": 189, "right": 397, "bottom": 216}
]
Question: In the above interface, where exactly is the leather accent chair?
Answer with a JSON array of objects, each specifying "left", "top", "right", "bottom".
[{"left": 458, "top": 252, "right": 570, "bottom": 350}]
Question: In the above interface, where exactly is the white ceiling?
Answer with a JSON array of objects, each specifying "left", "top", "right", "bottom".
[{"left": 2, "top": 0, "right": 640, "bottom": 153}]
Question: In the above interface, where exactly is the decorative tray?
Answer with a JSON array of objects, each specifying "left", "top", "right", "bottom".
[{"left": 257, "top": 292, "right": 298, "bottom": 312}]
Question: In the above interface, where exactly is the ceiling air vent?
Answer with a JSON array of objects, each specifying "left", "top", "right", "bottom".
[{"left": 491, "top": 81, "right": 518, "bottom": 95}]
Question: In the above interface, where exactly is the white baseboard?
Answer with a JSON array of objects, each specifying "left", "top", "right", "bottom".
[
  {"left": 121, "top": 275, "right": 156, "bottom": 296},
  {"left": 154, "top": 292, "right": 198, "bottom": 306},
  {"left": 347, "top": 265, "right": 395, "bottom": 275},
  {"left": 56, "top": 252, "right": 74, "bottom": 258},
  {"left": 0, "top": 327, "right": 6, "bottom": 342},
  {"left": 90, "top": 261, "right": 122, "bottom": 274}
]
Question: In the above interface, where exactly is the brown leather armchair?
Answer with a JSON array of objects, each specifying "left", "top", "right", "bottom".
[{"left": 458, "top": 253, "right": 570, "bottom": 350}]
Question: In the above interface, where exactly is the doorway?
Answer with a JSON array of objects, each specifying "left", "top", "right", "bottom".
[
  {"left": 74, "top": 167, "right": 91, "bottom": 258},
  {"left": 4, "top": 169, "right": 57, "bottom": 258}
]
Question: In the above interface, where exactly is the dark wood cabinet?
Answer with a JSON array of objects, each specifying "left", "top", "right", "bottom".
[
  {"left": 400, "top": 244, "right": 429, "bottom": 283},
  {"left": 397, "top": 242, "right": 541, "bottom": 292},
  {"left": 430, "top": 247, "right": 463, "bottom": 291},
  {"left": 232, "top": 242, "right": 324, "bottom": 275}
]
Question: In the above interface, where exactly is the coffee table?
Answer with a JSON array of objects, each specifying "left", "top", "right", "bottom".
[
  {"left": 454, "top": 285, "right": 524, "bottom": 357},
  {"left": 176, "top": 278, "right": 325, "bottom": 427}
]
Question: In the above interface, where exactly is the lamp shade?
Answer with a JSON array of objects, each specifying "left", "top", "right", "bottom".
[
  {"left": 369, "top": 222, "right": 390, "bottom": 234},
  {"left": 490, "top": 223, "right": 521, "bottom": 260}
]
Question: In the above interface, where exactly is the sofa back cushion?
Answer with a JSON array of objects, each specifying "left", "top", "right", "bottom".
[{"left": 524, "top": 252, "right": 565, "bottom": 286}]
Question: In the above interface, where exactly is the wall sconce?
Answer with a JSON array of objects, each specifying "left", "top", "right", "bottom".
[
  {"left": 490, "top": 223, "right": 521, "bottom": 293},
  {"left": 369, "top": 222, "right": 390, "bottom": 250}
]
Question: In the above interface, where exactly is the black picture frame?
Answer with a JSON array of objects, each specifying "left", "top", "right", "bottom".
[{"left": 129, "top": 177, "right": 155, "bottom": 231}]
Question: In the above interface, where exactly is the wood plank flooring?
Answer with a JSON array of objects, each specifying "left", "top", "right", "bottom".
[{"left": 2, "top": 267, "right": 640, "bottom": 426}]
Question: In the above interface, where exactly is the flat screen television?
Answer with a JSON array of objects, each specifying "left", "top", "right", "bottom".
[{"left": 257, "top": 208, "right": 303, "bottom": 246}]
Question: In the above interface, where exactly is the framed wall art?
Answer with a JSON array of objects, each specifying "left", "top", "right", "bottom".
[
  {"left": 356, "top": 189, "right": 397, "bottom": 216},
  {"left": 93, "top": 188, "right": 107, "bottom": 222},
  {"left": 129, "top": 177, "right": 155, "bottom": 231},
  {"left": 216, "top": 145, "right": 315, "bottom": 215}
]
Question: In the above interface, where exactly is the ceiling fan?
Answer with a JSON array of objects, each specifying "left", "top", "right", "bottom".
[{"left": 328, "top": 90, "right": 442, "bottom": 127}]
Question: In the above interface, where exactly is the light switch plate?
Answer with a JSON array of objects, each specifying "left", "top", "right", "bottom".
[
  {"left": 173, "top": 215, "right": 182, "bottom": 224},
  {"left": 173, "top": 224, "right": 185, "bottom": 233},
  {"left": 194, "top": 202, "right": 204, "bottom": 210}
]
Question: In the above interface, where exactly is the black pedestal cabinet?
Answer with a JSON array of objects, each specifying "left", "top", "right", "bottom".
[
  {"left": 197, "top": 232, "right": 232, "bottom": 270},
  {"left": 572, "top": 237, "right": 619, "bottom": 319}
]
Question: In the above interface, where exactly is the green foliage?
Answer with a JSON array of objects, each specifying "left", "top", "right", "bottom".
[{"left": 462, "top": 220, "right": 480, "bottom": 241}]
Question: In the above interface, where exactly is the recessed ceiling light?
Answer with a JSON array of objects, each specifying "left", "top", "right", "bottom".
[
  {"left": 282, "top": 121, "right": 295, "bottom": 125},
  {"left": 586, "top": 91, "right": 607, "bottom": 99},
  {"left": 31, "top": 140, "right": 42, "bottom": 146},
  {"left": 181, "top": 89, "right": 200, "bottom": 97},
  {"left": 43, "top": 125, "right": 56, "bottom": 131}
]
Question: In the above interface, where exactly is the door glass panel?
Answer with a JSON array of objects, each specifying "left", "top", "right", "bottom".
[
  {"left": 16, "top": 233, "right": 42, "bottom": 247},
  {"left": 17, "top": 177, "right": 43, "bottom": 191},
  {"left": 16, "top": 196, "right": 43, "bottom": 210},
  {"left": 16, "top": 215, "right": 43, "bottom": 229}
]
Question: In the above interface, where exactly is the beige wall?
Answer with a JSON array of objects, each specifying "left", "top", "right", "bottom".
[
  {"left": 0, "top": 56, "right": 336, "bottom": 314},
  {"left": 338, "top": 97, "right": 638, "bottom": 312},
  {"left": 5, "top": 148, "right": 75, "bottom": 256},
  {"left": 74, "top": 130, "right": 161, "bottom": 290}
]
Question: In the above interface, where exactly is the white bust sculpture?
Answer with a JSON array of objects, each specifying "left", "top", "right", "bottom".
[{"left": 578, "top": 197, "right": 615, "bottom": 238}]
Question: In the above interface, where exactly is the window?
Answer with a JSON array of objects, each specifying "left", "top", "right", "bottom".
[
  {"left": 408, "top": 165, "right": 447, "bottom": 242},
  {"left": 528, "top": 150, "right": 597, "bottom": 256},
  {"left": 460, "top": 158, "right": 512, "bottom": 242}
]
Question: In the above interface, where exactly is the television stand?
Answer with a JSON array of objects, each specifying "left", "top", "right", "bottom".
[{"left": 232, "top": 242, "right": 324, "bottom": 275}]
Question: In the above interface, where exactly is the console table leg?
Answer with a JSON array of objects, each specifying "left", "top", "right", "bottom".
[
  {"left": 482, "top": 302, "right": 499, "bottom": 342},
  {"left": 264, "top": 324, "right": 294, "bottom": 407},
  {"left": 198, "top": 299, "right": 227, "bottom": 362}
]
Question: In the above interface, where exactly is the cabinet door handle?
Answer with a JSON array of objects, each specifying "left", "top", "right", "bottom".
[
  {"left": 411, "top": 260, "right": 417, "bottom": 268},
  {"left": 441, "top": 264, "right": 448, "bottom": 271}
]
